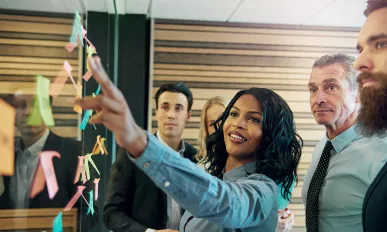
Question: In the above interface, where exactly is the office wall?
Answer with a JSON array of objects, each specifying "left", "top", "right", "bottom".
[{"left": 151, "top": 19, "right": 359, "bottom": 230}]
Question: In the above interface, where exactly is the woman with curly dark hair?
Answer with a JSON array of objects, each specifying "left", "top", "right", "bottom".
[{"left": 77, "top": 58, "right": 303, "bottom": 232}]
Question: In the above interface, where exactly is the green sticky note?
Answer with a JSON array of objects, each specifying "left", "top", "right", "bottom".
[
  {"left": 26, "top": 97, "right": 42, "bottom": 126},
  {"left": 86, "top": 153, "right": 100, "bottom": 176},
  {"left": 37, "top": 76, "right": 55, "bottom": 126},
  {"left": 84, "top": 156, "right": 90, "bottom": 181}
]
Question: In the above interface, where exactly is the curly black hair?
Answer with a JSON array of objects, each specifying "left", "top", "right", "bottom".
[{"left": 203, "top": 88, "right": 303, "bottom": 200}]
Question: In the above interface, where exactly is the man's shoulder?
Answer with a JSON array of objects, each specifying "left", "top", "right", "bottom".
[{"left": 183, "top": 141, "right": 198, "bottom": 158}]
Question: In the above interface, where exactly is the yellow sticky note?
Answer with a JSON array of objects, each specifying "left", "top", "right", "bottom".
[
  {"left": 37, "top": 76, "right": 55, "bottom": 126},
  {"left": 86, "top": 45, "right": 96, "bottom": 71},
  {"left": 0, "top": 99, "right": 15, "bottom": 176},
  {"left": 73, "top": 82, "right": 82, "bottom": 114}
]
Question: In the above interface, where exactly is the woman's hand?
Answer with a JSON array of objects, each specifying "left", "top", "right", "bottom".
[
  {"left": 276, "top": 208, "right": 294, "bottom": 231},
  {"left": 76, "top": 56, "right": 147, "bottom": 157}
]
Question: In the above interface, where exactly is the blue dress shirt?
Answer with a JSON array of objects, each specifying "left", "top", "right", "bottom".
[
  {"left": 302, "top": 124, "right": 387, "bottom": 232},
  {"left": 128, "top": 131, "right": 279, "bottom": 231}
]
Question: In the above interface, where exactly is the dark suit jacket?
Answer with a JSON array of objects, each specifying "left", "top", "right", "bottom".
[
  {"left": 363, "top": 162, "right": 387, "bottom": 231},
  {"left": 0, "top": 131, "right": 98, "bottom": 230},
  {"left": 103, "top": 136, "right": 198, "bottom": 232}
]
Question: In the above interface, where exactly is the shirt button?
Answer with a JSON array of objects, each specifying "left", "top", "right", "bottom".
[
  {"left": 164, "top": 181, "right": 170, "bottom": 187},
  {"left": 143, "top": 162, "right": 150, "bottom": 168}
]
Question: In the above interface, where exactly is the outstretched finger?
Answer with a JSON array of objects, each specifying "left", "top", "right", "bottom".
[
  {"left": 89, "top": 56, "right": 124, "bottom": 101},
  {"left": 76, "top": 95, "right": 123, "bottom": 113}
]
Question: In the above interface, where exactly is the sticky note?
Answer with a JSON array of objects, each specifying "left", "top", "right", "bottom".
[
  {"left": 86, "top": 45, "right": 96, "bottom": 72},
  {"left": 92, "top": 136, "right": 108, "bottom": 155},
  {"left": 95, "top": 85, "right": 101, "bottom": 95},
  {"left": 30, "top": 163, "right": 45, "bottom": 199},
  {"left": 53, "top": 212, "right": 63, "bottom": 232},
  {"left": 37, "top": 76, "right": 55, "bottom": 126},
  {"left": 73, "top": 82, "right": 82, "bottom": 114},
  {"left": 40, "top": 151, "right": 61, "bottom": 199},
  {"left": 50, "top": 69, "right": 68, "bottom": 98},
  {"left": 82, "top": 71, "right": 93, "bottom": 82},
  {"left": 94, "top": 178, "right": 100, "bottom": 201},
  {"left": 0, "top": 99, "right": 15, "bottom": 176},
  {"left": 65, "top": 42, "right": 76, "bottom": 53},
  {"left": 64, "top": 61, "right": 81, "bottom": 97},
  {"left": 69, "top": 10, "right": 83, "bottom": 46},
  {"left": 64, "top": 186, "right": 91, "bottom": 211},
  {"left": 26, "top": 97, "right": 42, "bottom": 126},
  {"left": 74, "top": 156, "right": 86, "bottom": 184},
  {"left": 80, "top": 109, "right": 92, "bottom": 130},
  {"left": 84, "top": 153, "right": 100, "bottom": 181},
  {"left": 87, "top": 190, "right": 94, "bottom": 215}
]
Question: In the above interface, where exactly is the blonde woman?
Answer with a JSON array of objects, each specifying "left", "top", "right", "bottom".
[
  {"left": 197, "top": 96, "right": 295, "bottom": 231},
  {"left": 196, "top": 96, "right": 228, "bottom": 167}
]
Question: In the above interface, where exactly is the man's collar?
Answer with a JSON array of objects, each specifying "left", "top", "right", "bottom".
[
  {"left": 326, "top": 124, "right": 362, "bottom": 153},
  {"left": 156, "top": 131, "right": 185, "bottom": 155},
  {"left": 16, "top": 129, "right": 50, "bottom": 156}
]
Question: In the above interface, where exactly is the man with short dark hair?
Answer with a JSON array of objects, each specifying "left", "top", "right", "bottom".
[
  {"left": 353, "top": 1, "right": 387, "bottom": 231},
  {"left": 103, "top": 82, "right": 197, "bottom": 232},
  {"left": 302, "top": 54, "right": 387, "bottom": 232},
  {"left": 0, "top": 93, "right": 98, "bottom": 229}
]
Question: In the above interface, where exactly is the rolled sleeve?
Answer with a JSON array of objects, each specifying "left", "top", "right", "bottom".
[{"left": 127, "top": 131, "right": 277, "bottom": 228}]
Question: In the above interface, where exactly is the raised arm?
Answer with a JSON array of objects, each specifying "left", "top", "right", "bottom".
[{"left": 76, "top": 56, "right": 278, "bottom": 228}]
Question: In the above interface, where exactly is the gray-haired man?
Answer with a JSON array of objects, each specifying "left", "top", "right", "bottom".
[{"left": 302, "top": 54, "right": 387, "bottom": 232}]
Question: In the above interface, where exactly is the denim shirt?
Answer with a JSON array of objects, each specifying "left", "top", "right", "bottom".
[{"left": 128, "top": 131, "right": 278, "bottom": 231}]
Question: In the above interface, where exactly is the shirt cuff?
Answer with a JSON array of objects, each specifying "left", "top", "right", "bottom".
[
  {"left": 145, "top": 229, "right": 156, "bottom": 232},
  {"left": 126, "top": 131, "right": 170, "bottom": 177}
]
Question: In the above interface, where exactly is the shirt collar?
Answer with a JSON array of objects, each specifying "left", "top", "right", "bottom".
[
  {"left": 223, "top": 161, "right": 257, "bottom": 182},
  {"left": 327, "top": 124, "right": 362, "bottom": 153},
  {"left": 16, "top": 129, "right": 50, "bottom": 156},
  {"left": 156, "top": 131, "right": 185, "bottom": 155}
]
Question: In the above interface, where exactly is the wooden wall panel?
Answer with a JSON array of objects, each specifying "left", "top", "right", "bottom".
[
  {"left": 0, "top": 13, "right": 81, "bottom": 139},
  {"left": 152, "top": 19, "right": 360, "bottom": 231}
]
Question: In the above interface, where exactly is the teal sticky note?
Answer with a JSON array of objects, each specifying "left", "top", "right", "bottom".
[
  {"left": 53, "top": 212, "right": 63, "bottom": 232},
  {"left": 87, "top": 190, "right": 94, "bottom": 215},
  {"left": 95, "top": 85, "right": 101, "bottom": 95},
  {"left": 69, "top": 10, "right": 83, "bottom": 46},
  {"left": 80, "top": 109, "right": 92, "bottom": 130}
]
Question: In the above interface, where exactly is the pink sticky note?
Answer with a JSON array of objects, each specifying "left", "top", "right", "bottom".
[
  {"left": 74, "top": 156, "right": 87, "bottom": 184},
  {"left": 82, "top": 26, "right": 87, "bottom": 36},
  {"left": 94, "top": 178, "right": 100, "bottom": 201},
  {"left": 40, "top": 151, "right": 61, "bottom": 199},
  {"left": 82, "top": 71, "right": 92, "bottom": 81},
  {"left": 64, "top": 61, "right": 81, "bottom": 96},
  {"left": 30, "top": 163, "right": 45, "bottom": 199},
  {"left": 64, "top": 186, "right": 91, "bottom": 211},
  {"left": 50, "top": 69, "right": 68, "bottom": 98},
  {"left": 65, "top": 42, "right": 77, "bottom": 53}
]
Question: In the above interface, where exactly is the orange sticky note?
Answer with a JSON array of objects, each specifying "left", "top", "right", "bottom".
[
  {"left": 63, "top": 186, "right": 91, "bottom": 211},
  {"left": 92, "top": 136, "right": 108, "bottom": 155},
  {"left": 40, "top": 151, "right": 61, "bottom": 199},
  {"left": 0, "top": 99, "right": 15, "bottom": 176},
  {"left": 82, "top": 71, "right": 93, "bottom": 82},
  {"left": 94, "top": 178, "right": 100, "bottom": 201}
]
